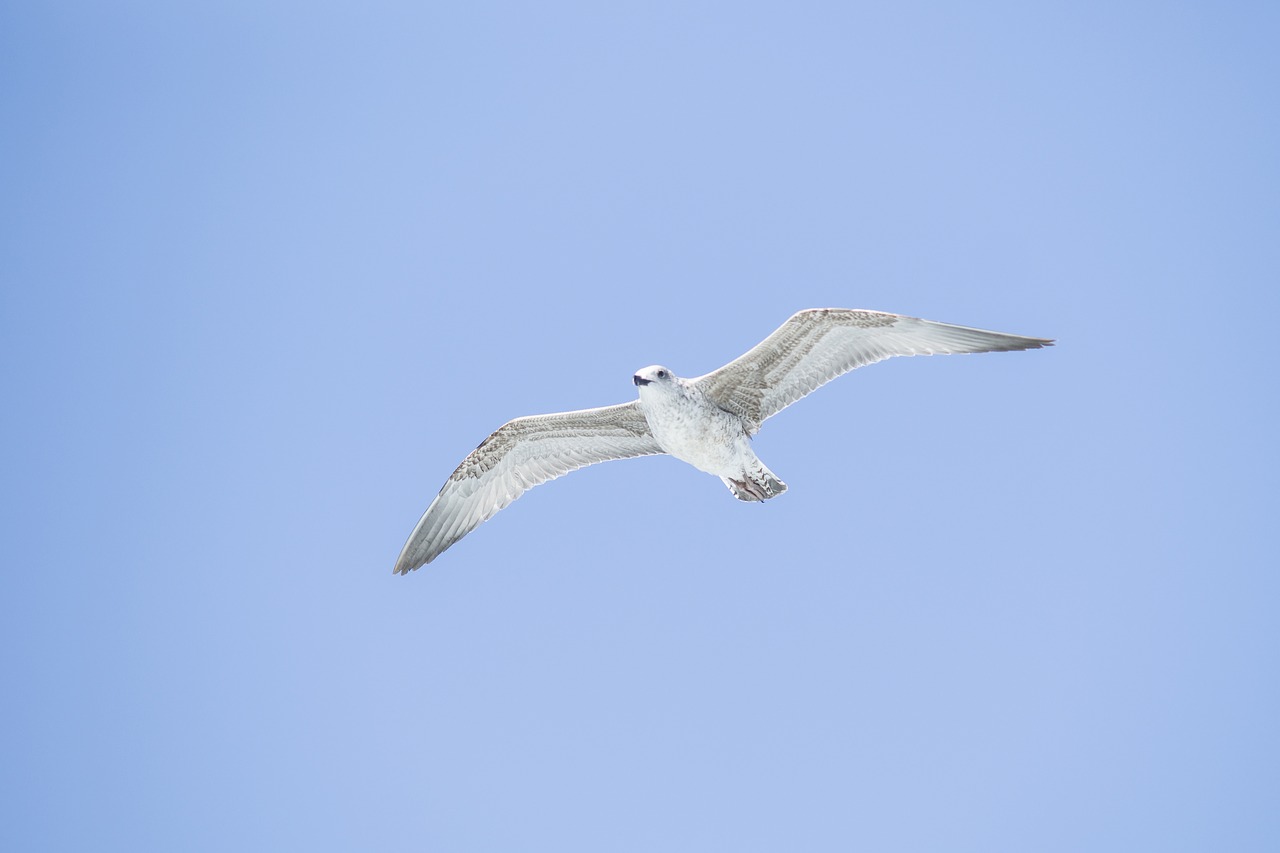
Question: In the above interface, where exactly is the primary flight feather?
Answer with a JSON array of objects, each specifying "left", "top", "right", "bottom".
[{"left": 394, "top": 308, "right": 1052, "bottom": 573}]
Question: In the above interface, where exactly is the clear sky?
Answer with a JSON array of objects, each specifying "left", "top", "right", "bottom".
[{"left": 3, "top": 2, "right": 1278, "bottom": 851}]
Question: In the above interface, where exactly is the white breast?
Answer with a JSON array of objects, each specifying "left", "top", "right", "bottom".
[{"left": 639, "top": 383, "right": 753, "bottom": 477}]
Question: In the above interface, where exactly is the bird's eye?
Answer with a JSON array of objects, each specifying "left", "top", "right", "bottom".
[{"left": 657, "top": 370, "right": 667, "bottom": 379}]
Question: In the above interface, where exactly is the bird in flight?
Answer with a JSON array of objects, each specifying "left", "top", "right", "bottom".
[{"left": 394, "top": 308, "right": 1052, "bottom": 573}]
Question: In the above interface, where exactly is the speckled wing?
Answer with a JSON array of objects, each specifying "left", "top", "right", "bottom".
[
  {"left": 393, "top": 402, "right": 662, "bottom": 573},
  {"left": 694, "top": 309, "right": 1053, "bottom": 432}
]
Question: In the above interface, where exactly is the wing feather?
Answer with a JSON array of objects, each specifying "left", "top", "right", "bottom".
[
  {"left": 393, "top": 401, "right": 662, "bottom": 573},
  {"left": 694, "top": 309, "right": 1052, "bottom": 431}
]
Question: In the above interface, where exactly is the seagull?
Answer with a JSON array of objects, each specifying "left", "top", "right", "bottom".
[{"left": 394, "top": 308, "right": 1052, "bottom": 573}]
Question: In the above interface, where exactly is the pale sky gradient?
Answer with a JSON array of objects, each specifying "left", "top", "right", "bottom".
[{"left": 3, "top": 2, "right": 1278, "bottom": 851}]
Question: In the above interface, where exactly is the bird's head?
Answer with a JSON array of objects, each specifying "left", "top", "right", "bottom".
[{"left": 633, "top": 365, "right": 677, "bottom": 389}]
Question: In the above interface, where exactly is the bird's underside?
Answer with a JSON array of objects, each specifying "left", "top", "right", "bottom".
[{"left": 393, "top": 308, "right": 1053, "bottom": 574}]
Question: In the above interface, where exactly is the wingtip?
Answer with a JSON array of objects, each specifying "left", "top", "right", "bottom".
[
  {"left": 393, "top": 535, "right": 433, "bottom": 575},
  {"left": 393, "top": 550, "right": 433, "bottom": 575},
  {"left": 1007, "top": 336, "right": 1054, "bottom": 351}
]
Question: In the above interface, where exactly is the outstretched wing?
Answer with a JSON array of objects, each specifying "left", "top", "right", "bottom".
[
  {"left": 694, "top": 308, "right": 1053, "bottom": 432},
  {"left": 394, "top": 401, "right": 662, "bottom": 573}
]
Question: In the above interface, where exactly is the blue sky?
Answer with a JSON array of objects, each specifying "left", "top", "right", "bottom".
[{"left": 2, "top": 2, "right": 1277, "bottom": 850}]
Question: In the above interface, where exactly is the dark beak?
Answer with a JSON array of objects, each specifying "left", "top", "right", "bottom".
[{"left": 633, "top": 375, "right": 651, "bottom": 386}]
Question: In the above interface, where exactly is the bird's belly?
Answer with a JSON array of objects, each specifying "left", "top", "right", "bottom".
[{"left": 645, "top": 403, "right": 748, "bottom": 477}]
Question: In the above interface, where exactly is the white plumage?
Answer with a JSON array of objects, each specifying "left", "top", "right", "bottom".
[{"left": 394, "top": 308, "right": 1052, "bottom": 573}]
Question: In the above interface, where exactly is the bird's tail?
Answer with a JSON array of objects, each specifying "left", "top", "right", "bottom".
[{"left": 721, "top": 465, "right": 787, "bottom": 502}]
